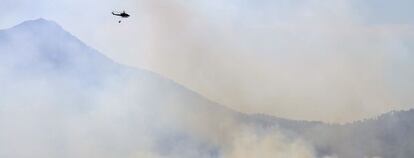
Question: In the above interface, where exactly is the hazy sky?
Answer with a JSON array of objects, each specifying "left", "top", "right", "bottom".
[{"left": 1, "top": 0, "right": 413, "bottom": 122}]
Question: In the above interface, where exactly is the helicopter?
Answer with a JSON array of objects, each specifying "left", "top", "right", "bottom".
[{"left": 112, "top": 10, "right": 130, "bottom": 23}]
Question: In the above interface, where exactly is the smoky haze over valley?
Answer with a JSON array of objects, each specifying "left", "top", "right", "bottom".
[
  {"left": 0, "top": 18, "right": 413, "bottom": 158},
  {"left": 1, "top": 0, "right": 414, "bottom": 123}
]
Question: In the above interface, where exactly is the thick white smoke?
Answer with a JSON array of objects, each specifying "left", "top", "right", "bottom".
[{"left": 0, "top": 19, "right": 318, "bottom": 158}]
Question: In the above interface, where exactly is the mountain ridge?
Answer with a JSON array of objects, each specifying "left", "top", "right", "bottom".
[
  {"left": 1, "top": 18, "right": 414, "bottom": 158},
  {"left": 1, "top": 18, "right": 410, "bottom": 124}
]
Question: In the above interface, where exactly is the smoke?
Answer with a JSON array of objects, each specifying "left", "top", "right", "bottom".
[
  {"left": 0, "top": 62, "right": 317, "bottom": 158},
  {"left": 1, "top": 0, "right": 414, "bottom": 157},
  {"left": 0, "top": 19, "right": 320, "bottom": 157},
  {"left": 136, "top": 0, "right": 414, "bottom": 123},
  {"left": 2, "top": 0, "right": 413, "bottom": 123},
  {"left": 1, "top": 8, "right": 413, "bottom": 157},
  {"left": 223, "top": 128, "right": 315, "bottom": 158}
]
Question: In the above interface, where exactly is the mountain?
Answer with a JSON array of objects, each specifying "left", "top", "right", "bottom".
[
  {"left": 0, "top": 18, "right": 244, "bottom": 158},
  {"left": 0, "top": 19, "right": 413, "bottom": 158},
  {"left": 244, "top": 109, "right": 414, "bottom": 158}
]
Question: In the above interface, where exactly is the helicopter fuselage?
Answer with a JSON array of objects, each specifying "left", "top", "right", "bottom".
[{"left": 112, "top": 12, "right": 130, "bottom": 18}]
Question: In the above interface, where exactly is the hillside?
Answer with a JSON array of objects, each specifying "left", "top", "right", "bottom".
[{"left": 0, "top": 19, "right": 413, "bottom": 158}]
